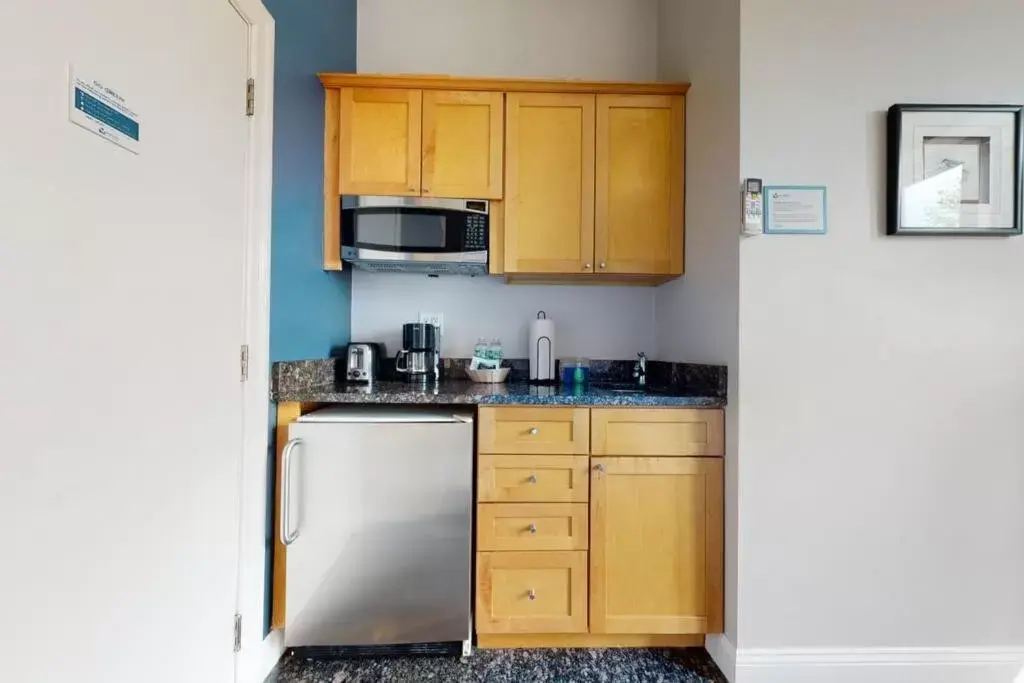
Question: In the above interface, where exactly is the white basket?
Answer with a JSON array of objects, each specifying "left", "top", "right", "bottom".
[{"left": 466, "top": 367, "right": 510, "bottom": 383}]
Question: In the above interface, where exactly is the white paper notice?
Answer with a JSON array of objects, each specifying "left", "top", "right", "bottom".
[
  {"left": 68, "top": 67, "right": 140, "bottom": 154},
  {"left": 764, "top": 186, "right": 827, "bottom": 234}
]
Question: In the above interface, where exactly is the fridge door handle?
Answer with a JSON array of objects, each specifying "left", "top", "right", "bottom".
[{"left": 280, "top": 437, "right": 302, "bottom": 546}]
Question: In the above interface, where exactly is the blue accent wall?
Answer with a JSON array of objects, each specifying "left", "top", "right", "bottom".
[
  {"left": 267, "top": 0, "right": 356, "bottom": 362},
  {"left": 263, "top": 0, "right": 357, "bottom": 635}
]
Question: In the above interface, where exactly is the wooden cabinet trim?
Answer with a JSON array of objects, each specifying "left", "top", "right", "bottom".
[
  {"left": 321, "top": 73, "right": 689, "bottom": 96},
  {"left": 323, "top": 89, "right": 342, "bottom": 271}
]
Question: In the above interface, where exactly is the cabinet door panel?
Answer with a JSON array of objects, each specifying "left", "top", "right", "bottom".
[
  {"left": 476, "top": 551, "right": 588, "bottom": 634},
  {"left": 595, "top": 95, "right": 684, "bottom": 275},
  {"left": 590, "top": 457, "right": 723, "bottom": 634},
  {"left": 339, "top": 88, "right": 421, "bottom": 196},
  {"left": 504, "top": 93, "right": 595, "bottom": 274},
  {"left": 422, "top": 90, "right": 503, "bottom": 199}
]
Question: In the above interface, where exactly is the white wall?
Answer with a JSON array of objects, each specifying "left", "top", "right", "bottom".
[
  {"left": 737, "top": 0, "right": 1024, "bottom": 673},
  {"left": 351, "top": 271, "right": 656, "bottom": 358},
  {"left": 354, "top": 0, "right": 660, "bottom": 359},
  {"left": 655, "top": 1, "right": 741, "bottom": 667}
]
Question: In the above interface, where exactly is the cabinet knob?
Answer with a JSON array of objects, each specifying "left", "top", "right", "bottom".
[
  {"left": 527, "top": 523, "right": 537, "bottom": 534},
  {"left": 594, "top": 464, "right": 606, "bottom": 473},
  {"left": 528, "top": 427, "right": 539, "bottom": 435},
  {"left": 527, "top": 589, "right": 536, "bottom": 600},
  {"left": 527, "top": 474, "right": 537, "bottom": 484},
  {"left": 599, "top": 262, "right": 607, "bottom": 269},
  {"left": 583, "top": 263, "right": 592, "bottom": 270}
]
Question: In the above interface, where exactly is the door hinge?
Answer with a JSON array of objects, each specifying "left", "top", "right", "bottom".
[
  {"left": 240, "top": 344, "right": 249, "bottom": 382},
  {"left": 245, "top": 78, "right": 255, "bottom": 117},
  {"left": 233, "top": 613, "right": 242, "bottom": 652}
]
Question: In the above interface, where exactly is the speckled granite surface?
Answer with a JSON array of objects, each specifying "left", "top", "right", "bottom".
[
  {"left": 274, "top": 379, "right": 724, "bottom": 407},
  {"left": 272, "top": 358, "right": 726, "bottom": 408},
  {"left": 266, "top": 648, "right": 727, "bottom": 682}
]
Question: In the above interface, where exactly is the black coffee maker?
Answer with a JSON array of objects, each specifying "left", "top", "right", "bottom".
[{"left": 396, "top": 322, "right": 440, "bottom": 382}]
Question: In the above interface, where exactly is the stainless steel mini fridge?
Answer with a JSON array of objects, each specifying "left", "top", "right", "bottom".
[{"left": 279, "top": 406, "right": 474, "bottom": 655}]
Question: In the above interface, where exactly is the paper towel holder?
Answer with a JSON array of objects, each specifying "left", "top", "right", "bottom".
[{"left": 529, "top": 310, "right": 557, "bottom": 385}]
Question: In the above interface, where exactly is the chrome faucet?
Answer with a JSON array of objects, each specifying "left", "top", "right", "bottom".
[{"left": 633, "top": 351, "right": 647, "bottom": 387}]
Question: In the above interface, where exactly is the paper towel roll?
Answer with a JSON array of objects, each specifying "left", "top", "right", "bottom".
[{"left": 529, "top": 311, "right": 556, "bottom": 381}]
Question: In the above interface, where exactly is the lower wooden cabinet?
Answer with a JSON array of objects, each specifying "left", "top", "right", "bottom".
[
  {"left": 475, "top": 551, "right": 588, "bottom": 634},
  {"left": 473, "top": 407, "right": 725, "bottom": 644},
  {"left": 590, "top": 457, "right": 723, "bottom": 634}
]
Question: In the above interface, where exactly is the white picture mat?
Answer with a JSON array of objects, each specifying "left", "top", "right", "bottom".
[{"left": 899, "top": 111, "right": 1015, "bottom": 229}]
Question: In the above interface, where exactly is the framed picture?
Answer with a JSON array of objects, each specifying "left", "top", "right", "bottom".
[{"left": 887, "top": 104, "right": 1023, "bottom": 236}]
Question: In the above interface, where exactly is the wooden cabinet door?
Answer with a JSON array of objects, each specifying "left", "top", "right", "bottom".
[
  {"left": 422, "top": 90, "right": 503, "bottom": 199},
  {"left": 595, "top": 95, "right": 684, "bottom": 275},
  {"left": 338, "top": 88, "right": 422, "bottom": 196},
  {"left": 504, "top": 93, "right": 595, "bottom": 274},
  {"left": 590, "top": 457, "right": 722, "bottom": 634}
]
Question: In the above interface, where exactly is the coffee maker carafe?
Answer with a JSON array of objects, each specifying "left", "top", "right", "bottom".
[{"left": 396, "top": 322, "right": 440, "bottom": 382}]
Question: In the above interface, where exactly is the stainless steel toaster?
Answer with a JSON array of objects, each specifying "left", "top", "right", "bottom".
[{"left": 345, "top": 342, "right": 385, "bottom": 382}]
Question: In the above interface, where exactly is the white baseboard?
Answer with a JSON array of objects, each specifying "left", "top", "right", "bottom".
[
  {"left": 735, "top": 647, "right": 1024, "bottom": 683},
  {"left": 706, "top": 634, "right": 737, "bottom": 682}
]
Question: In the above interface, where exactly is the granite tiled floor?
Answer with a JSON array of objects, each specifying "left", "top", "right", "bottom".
[{"left": 266, "top": 648, "right": 727, "bottom": 682}]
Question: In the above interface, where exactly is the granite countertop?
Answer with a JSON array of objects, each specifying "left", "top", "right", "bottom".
[
  {"left": 272, "top": 358, "right": 727, "bottom": 408},
  {"left": 275, "top": 378, "right": 724, "bottom": 407}
]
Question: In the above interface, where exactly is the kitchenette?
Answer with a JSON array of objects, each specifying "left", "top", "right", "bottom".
[{"left": 266, "top": 69, "right": 727, "bottom": 676}]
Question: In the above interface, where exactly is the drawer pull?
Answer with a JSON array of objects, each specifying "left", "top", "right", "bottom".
[
  {"left": 528, "top": 589, "right": 536, "bottom": 601},
  {"left": 528, "top": 427, "right": 539, "bottom": 435},
  {"left": 527, "top": 523, "right": 537, "bottom": 534},
  {"left": 527, "top": 474, "right": 537, "bottom": 484}
]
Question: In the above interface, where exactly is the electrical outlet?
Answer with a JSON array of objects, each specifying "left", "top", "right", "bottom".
[{"left": 418, "top": 312, "right": 444, "bottom": 334}]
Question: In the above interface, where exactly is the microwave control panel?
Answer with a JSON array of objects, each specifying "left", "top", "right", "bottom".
[{"left": 464, "top": 214, "right": 489, "bottom": 250}]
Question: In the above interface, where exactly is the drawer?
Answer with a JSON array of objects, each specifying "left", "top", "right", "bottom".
[
  {"left": 591, "top": 408, "right": 724, "bottom": 456},
  {"left": 478, "top": 407, "right": 589, "bottom": 454},
  {"left": 475, "top": 551, "right": 588, "bottom": 633},
  {"left": 478, "top": 454, "right": 590, "bottom": 503},
  {"left": 477, "top": 503, "right": 588, "bottom": 551}
]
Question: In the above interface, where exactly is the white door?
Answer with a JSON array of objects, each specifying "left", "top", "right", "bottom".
[{"left": 0, "top": 1, "right": 250, "bottom": 682}]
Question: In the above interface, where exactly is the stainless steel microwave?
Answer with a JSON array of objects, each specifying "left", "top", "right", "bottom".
[{"left": 341, "top": 196, "right": 489, "bottom": 275}]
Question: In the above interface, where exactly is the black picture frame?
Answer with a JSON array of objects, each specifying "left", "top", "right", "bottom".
[{"left": 886, "top": 104, "right": 1023, "bottom": 236}]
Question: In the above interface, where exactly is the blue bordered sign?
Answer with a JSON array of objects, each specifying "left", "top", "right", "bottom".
[
  {"left": 764, "top": 185, "right": 827, "bottom": 234},
  {"left": 69, "top": 67, "right": 140, "bottom": 154}
]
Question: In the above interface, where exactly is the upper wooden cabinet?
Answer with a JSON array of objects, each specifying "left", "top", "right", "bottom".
[
  {"left": 503, "top": 92, "right": 685, "bottom": 279},
  {"left": 596, "top": 95, "right": 684, "bottom": 276},
  {"left": 338, "top": 87, "right": 504, "bottom": 199},
  {"left": 422, "top": 90, "right": 504, "bottom": 199},
  {"left": 504, "top": 93, "right": 595, "bottom": 274},
  {"left": 320, "top": 74, "right": 688, "bottom": 276},
  {"left": 339, "top": 88, "right": 422, "bottom": 196}
]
